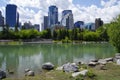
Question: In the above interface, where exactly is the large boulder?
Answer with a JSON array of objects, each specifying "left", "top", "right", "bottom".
[
  {"left": 98, "top": 59, "right": 107, "bottom": 65},
  {"left": 0, "top": 70, "right": 6, "bottom": 79},
  {"left": 63, "top": 63, "right": 79, "bottom": 72},
  {"left": 104, "top": 58, "right": 113, "bottom": 62},
  {"left": 42, "top": 62, "right": 54, "bottom": 70},
  {"left": 72, "top": 70, "right": 88, "bottom": 77}
]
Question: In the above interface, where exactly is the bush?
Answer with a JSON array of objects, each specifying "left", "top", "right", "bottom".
[
  {"left": 86, "top": 70, "right": 96, "bottom": 78},
  {"left": 62, "top": 37, "right": 72, "bottom": 43}
]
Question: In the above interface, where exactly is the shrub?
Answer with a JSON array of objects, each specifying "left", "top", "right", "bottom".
[{"left": 86, "top": 70, "right": 96, "bottom": 78}]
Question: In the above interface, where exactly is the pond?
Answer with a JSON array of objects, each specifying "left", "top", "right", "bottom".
[{"left": 0, "top": 43, "right": 116, "bottom": 78}]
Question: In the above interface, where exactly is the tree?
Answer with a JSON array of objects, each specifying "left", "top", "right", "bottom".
[
  {"left": 107, "top": 15, "right": 120, "bottom": 52},
  {"left": 97, "top": 24, "right": 109, "bottom": 41},
  {"left": 15, "top": 25, "right": 18, "bottom": 32},
  {"left": 52, "top": 30, "right": 57, "bottom": 40},
  {"left": 83, "top": 30, "right": 99, "bottom": 41}
]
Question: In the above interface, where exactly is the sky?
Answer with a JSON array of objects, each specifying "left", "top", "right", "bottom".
[{"left": 0, "top": 0, "right": 120, "bottom": 27}]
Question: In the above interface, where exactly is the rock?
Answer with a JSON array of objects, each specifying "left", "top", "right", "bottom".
[
  {"left": 63, "top": 63, "right": 79, "bottom": 72},
  {"left": 56, "top": 66, "right": 63, "bottom": 70},
  {"left": 25, "top": 68, "right": 30, "bottom": 73},
  {"left": 88, "top": 62, "right": 98, "bottom": 67},
  {"left": 72, "top": 70, "right": 88, "bottom": 77},
  {"left": 90, "top": 59, "right": 98, "bottom": 62},
  {"left": 25, "top": 70, "right": 35, "bottom": 76},
  {"left": 115, "top": 56, "right": 120, "bottom": 59},
  {"left": 76, "top": 61, "right": 82, "bottom": 65},
  {"left": 0, "top": 70, "right": 6, "bottom": 79},
  {"left": 104, "top": 58, "right": 113, "bottom": 62},
  {"left": 42, "top": 62, "right": 54, "bottom": 70},
  {"left": 115, "top": 53, "right": 120, "bottom": 59},
  {"left": 116, "top": 59, "right": 120, "bottom": 65},
  {"left": 98, "top": 59, "right": 107, "bottom": 65},
  {"left": 115, "top": 53, "right": 120, "bottom": 56}
]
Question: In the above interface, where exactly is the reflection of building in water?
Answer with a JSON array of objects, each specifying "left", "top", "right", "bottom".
[{"left": 0, "top": 45, "right": 42, "bottom": 77}]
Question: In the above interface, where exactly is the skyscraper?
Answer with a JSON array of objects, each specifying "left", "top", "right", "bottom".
[
  {"left": 6, "top": 4, "right": 18, "bottom": 27},
  {"left": 95, "top": 18, "right": 103, "bottom": 30},
  {"left": 43, "top": 16, "right": 48, "bottom": 30},
  {"left": 48, "top": 5, "right": 58, "bottom": 27},
  {"left": 0, "top": 11, "right": 4, "bottom": 26},
  {"left": 17, "top": 12, "right": 19, "bottom": 27},
  {"left": 61, "top": 10, "right": 74, "bottom": 29}
]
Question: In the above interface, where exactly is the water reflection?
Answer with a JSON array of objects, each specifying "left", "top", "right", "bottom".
[{"left": 0, "top": 43, "right": 115, "bottom": 77}]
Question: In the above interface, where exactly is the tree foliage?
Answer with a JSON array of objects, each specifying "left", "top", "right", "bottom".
[
  {"left": 107, "top": 15, "right": 120, "bottom": 52},
  {"left": 0, "top": 23, "right": 110, "bottom": 42}
]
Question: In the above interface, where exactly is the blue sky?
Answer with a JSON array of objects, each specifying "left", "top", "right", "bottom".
[
  {"left": 73, "top": 0, "right": 102, "bottom": 7},
  {"left": 0, "top": 0, "right": 120, "bottom": 27}
]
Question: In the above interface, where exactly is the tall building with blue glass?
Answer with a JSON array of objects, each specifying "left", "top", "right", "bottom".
[
  {"left": 6, "top": 4, "right": 18, "bottom": 27},
  {"left": 48, "top": 5, "right": 58, "bottom": 27},
  {"left": 61, "top": 10, "right": 74, "bottom": 29}
]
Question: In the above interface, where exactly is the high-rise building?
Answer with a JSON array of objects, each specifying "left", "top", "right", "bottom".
[
  {"left": 61, "top": 10, "right": 74, "bottom": 29},
  {"left": 23, "top": 21, "right": 33, "bottom": 29},
  {"left": 43, "top": 16, "right": 48, "bottom": 30},
  {"left": 95, "top": 18, "right": 103, "bottom": 30},
  {"left": 17, "top": 12, "right": 19, "bottom": 27},
  {"left": 34, "top": 24, "right": 40, "bottom": 31},
  {"left": 41, "top": 23, "right": 44, "bottom": 31},
  {"left": 85, "top": 23, "right": 95, "bottom": 31},
  {"left": 74, "top": 21, "right": 84, "bottom": 29},
  {"left": 48, "top": 5, "right": 58, "bottom": 27},
  {"left": 0, "top": 11, "right": 4, "bottom": 26},
  {"left": 6, "top": 4, "right": 19, "bottom": 27}
]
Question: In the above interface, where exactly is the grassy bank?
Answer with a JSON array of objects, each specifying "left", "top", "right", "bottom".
[
  {"left": 3, "top": 63, "right": 120, "bottom": 80},
  {"left": 0, "top": 40, "right": 23, "bottom": 45}
]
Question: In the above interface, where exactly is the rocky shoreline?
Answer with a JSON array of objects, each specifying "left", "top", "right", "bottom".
[{"left": 0, "top": 53, "right": 120, "bottom": 79}]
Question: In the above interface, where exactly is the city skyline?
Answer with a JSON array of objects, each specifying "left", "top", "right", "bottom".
[{"left": 0, "top": 0, "right": 120, "bottom": 26}]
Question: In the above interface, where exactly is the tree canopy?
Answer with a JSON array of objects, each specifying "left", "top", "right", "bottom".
[{"left": 107, "top": 15, "right": 120, "bottom": 52}]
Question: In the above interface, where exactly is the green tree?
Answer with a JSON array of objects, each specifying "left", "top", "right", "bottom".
[
  {"left": 97, "top": 24, "right": 109, "bottom": 41},
  {"left": 52, "top": 30, "right": 57, "bottom": 40},
  {"left": 108, "top": 15, "right": 120, "bottom": 52},
  {"left": 83, "top": 30, "right": 99, "bottom": 41}
]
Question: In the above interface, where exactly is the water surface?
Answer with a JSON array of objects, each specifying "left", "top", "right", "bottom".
[{"left": 0, "top": 43, "right": 115, "bottom": 77}]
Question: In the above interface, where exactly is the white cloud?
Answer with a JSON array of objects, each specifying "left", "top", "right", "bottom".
[
  {"left": 101, "top": 0, "right": 118, "bottom": 7},
  {"left": 0, "top": 0, "right": 120, "bottom": 28}
]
